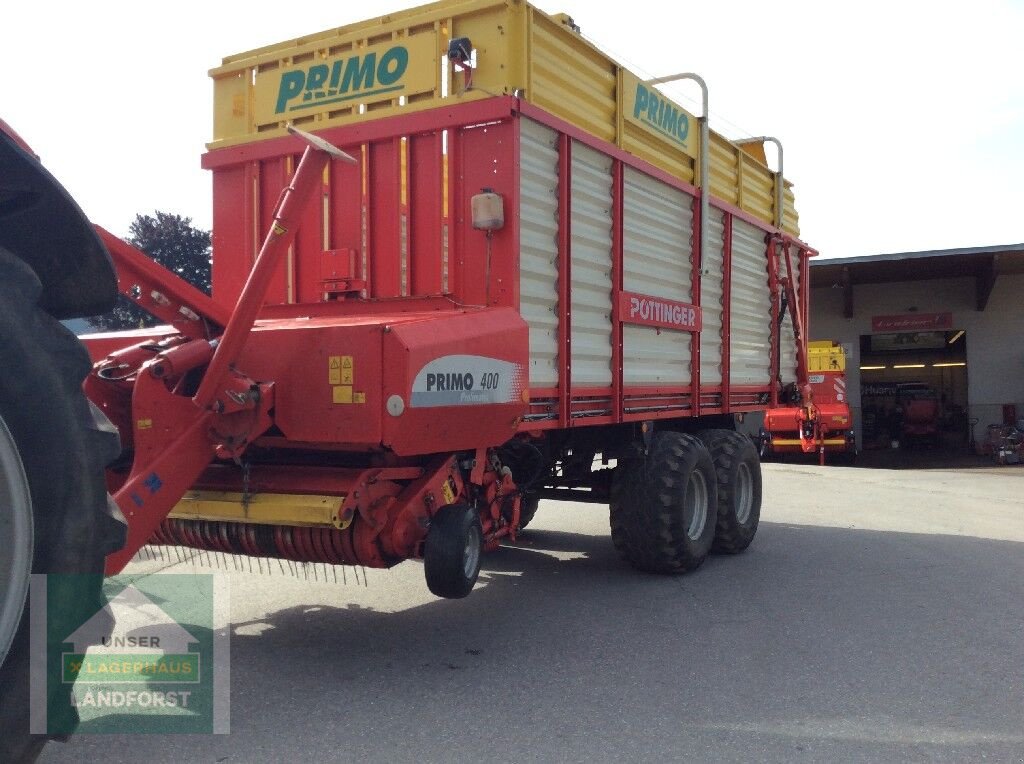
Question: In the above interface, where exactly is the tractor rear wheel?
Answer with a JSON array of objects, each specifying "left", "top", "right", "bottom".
[
  {"left": 424, "top": 504, "right": 483, "bottom": 599},
  {"left": 609, "top": 431, "right": 718, "bottom": 573},
  {"left": 0, "top": 251, "right": 125, "bottom": 763},
  {"left": 697, "top": 429, "right": 762, "bottom": 554}
]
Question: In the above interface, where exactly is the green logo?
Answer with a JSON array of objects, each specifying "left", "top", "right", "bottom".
[
  {"left": 275, "top": 46, "right": 410, "bottom": 114},
  {"left": 31, "top": 573, "right": 229, "bottom": 735},
  {"left": 632, "top": 83, "right": 690, "bottom": 146}
]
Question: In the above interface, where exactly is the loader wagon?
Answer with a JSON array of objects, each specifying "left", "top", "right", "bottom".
[
  {"left": 83, "top": 0, "right": 817, "bottom": 598},
  {"left": 759, "top": 341, "right": 856, "bottom": 464}
]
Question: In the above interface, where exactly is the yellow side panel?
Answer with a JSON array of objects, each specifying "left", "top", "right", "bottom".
[
  {"left": 528, "top": 10, "right": 617, "bottom": 143},
  {"left": 620, "top": 122, "right": 694, "bottom": 185},
  {"left": 708, "top": 133, "right": 738, "bottom": 205},
  {"left": 209, "top": 0, "right": 803, "bottom": 236},
  {"left": 620, "top": 71, "right": 700, "bottom": 160},
  {"left": 740, "top": 152, "right": 773, "bottom": 222},
  {"left": 251, "top": 34, "right": 439, "bottom": 128}
]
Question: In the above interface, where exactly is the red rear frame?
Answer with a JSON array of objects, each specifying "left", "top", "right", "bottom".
[{"left": 199, "top": 96, "right": 814, "bottom": 435}]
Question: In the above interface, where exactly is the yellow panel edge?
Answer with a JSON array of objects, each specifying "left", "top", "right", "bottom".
[
  {"left": 208, "top": 0, "right": 802, "bottom": 235},
  {"left": 169, "top": 491, "right": 350, "bottom": 529}
]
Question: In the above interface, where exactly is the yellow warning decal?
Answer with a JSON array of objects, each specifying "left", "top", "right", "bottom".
[
  {"left": 137, "top": 418, "right": 153, "bottom": 430},
  {"left": 333, "top": 385, "right": 353, "bottom": 404},
  {"left": 341, "top": 355, "right": 353, "bottom": 384},
  {"left": 329, "top": 355, "right": 341, "bottom": 385},
  {"left": 441, "top": 477, "right": 457, "bottom": 505},
  {"left": 353, "top": 392, "right": 366, "bottom": 404},
  {"left": 273, "top": 223, "right": 288, "bottom": 236}
]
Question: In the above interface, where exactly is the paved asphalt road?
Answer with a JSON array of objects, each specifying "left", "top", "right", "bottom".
[{"left": 42, "top": 463, "right": 1024, "bottom": 763}]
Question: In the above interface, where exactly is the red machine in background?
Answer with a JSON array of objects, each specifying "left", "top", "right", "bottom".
[
  {"left": 897, "top": 383, "right": 941, "bottom": 445},
  {"left": 759, "top": 341, "right": 856, "bottom": 465}
]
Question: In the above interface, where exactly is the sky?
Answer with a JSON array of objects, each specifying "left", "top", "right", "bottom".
[{"left": 5, "top": 0, "right": 1023, "bottom": 259}]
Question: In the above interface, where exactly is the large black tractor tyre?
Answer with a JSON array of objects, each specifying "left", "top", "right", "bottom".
[
  {"left": 424, "top": 504, "right": 483, "bottom": 599},
  {"left": 696, "top": 429, "right": 762, "bottom": 554},
  {"left": 609, "top": 431, "right": 718, "bottom": 573},
  {"left": 0, "top": 251, "right": 125, "bottom": 763}
]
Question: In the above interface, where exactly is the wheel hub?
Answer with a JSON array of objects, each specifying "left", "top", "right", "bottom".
[
  {"left": 463, "top": 523, "right": 481, "bottom": 579},
  {"left": 735, "top": 462, "right": 753, "bottom": 524},
  {"left": 685, "top": 470, "right": 708, "bottom": 541}
]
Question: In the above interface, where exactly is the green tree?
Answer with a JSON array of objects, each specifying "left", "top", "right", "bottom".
[{"left": 87, "top": 212, "right": 211, "bottom": 331}]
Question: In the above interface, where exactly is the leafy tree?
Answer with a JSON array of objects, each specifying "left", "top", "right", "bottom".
[{"left": 87, "top": 212, "right": 211, "bottom": 331}]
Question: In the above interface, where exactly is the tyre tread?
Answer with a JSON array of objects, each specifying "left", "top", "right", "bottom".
[
  {"left": 697, "top": 429, "right": 761, "bottom": 554},
  {"left": 610, "top": 431, "right": 717, "bottom": 573}
]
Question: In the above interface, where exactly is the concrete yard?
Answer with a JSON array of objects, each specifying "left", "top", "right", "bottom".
[{"left": 43, "top": 462, "right": 1024, "bottom": 763}]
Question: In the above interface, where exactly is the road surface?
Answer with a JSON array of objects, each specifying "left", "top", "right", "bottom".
[{"left": 42, "top": 462, "right": 1024, "bottom": 763}]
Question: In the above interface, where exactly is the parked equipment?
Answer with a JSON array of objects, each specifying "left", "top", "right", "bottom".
[
  {"left": 896, "top": 382, "right": 941, "bottom": 446},
  {"left": 759, "top": 341, "right": 855, "bottom": 464},
  {"left": 75, "top": 0, "right": 818, "bottom": 599}
]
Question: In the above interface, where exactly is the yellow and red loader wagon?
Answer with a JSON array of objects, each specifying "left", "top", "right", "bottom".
[
  {"left": 78, "top": 0, "right": 820, "bottom": 597},
  {"left": 759, "top": 341, "right": 857, "bottom": 464}
]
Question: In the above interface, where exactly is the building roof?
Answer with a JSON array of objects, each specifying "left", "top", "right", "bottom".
[
  {"left": 809, "top": 243, "right": 1024, "bottom": 314},
  {"left": 810, "top": 244, "right": 1024, "bottom": 287}
]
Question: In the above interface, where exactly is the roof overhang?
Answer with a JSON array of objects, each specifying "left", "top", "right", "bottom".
[{"left": 810, "top": 244, "right": 1024, "bottom": 316}]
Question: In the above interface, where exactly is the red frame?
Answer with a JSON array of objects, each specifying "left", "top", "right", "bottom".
[{"left": 101, "top": 95, "right": 813, "bottom": 450}]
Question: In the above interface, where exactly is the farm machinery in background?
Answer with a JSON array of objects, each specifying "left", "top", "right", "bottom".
[{"left": 758, "top": 341, "right": 856, "bottom": 465}]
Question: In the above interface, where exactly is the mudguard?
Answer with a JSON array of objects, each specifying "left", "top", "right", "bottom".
[{"left": 0, "top": 119, "right": 116, "bottom": 319}]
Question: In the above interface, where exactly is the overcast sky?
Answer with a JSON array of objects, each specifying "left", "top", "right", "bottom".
[{"left": 6, "top": 0, "right": 1022, "bottom": 258}]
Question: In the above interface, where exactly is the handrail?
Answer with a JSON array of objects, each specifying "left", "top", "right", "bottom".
[{"left": 643, "top": 73, "right": 708, "bottom": 271}]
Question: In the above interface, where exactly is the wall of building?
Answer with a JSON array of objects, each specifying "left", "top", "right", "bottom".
[{"left": 810, "top": 273, "right": 1024, "bottom": 447}]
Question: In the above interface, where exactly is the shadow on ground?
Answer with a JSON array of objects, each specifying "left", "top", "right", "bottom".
[
  {"left": 42, "top": 517, "right": 1024, "bottom": 763},
  {"left": 771, "top": 446, "right": 1020, "bottom": 472}
]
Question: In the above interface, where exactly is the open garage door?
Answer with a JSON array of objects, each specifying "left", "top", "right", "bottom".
[{"left": 858, "top": 328, "right": 968, "bottom": 451}]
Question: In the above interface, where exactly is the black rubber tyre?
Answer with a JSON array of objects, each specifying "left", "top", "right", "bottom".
[
  {"left": 424, "top": 504, "right": 482, "bottom": 599},
  {"left": 696, "top": 429, "right": 762, "bottom": 554},
  {"left": 0, "top": 250, "right": 125, "bottom": 763},
  {"left": 517, "top": 493, "right": 540, "bottom": 530},
  {"left": 609, "top": 431, "right": 718, "bottom": 573}
]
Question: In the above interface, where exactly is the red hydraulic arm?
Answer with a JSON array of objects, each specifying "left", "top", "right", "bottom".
[
  {"left": 777, "top": 237, "right": 826, "bottom": 463},
  {"left": 95, "top": 227, "right": 231, "bottom": 338},
  {"left": 102, "top": 127, "right": 356, "bottom": 573}
]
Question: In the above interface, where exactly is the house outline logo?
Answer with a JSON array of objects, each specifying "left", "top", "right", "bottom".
[{"left": 62, "top": 584, "right": 201, "bottom": 684}]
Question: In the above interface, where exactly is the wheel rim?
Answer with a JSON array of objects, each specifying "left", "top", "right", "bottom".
[
  {"left": 685, "top": 469, "right": 709, "bottom": 541},
  {"left": 0, "top": 415, "right": 32, "bottom": 666},
  {"left": 735, "top": 462, "right": 754, "bottom": 525},
  {"left": 463, "top": 523, "right": 481, "bottom": 579}
]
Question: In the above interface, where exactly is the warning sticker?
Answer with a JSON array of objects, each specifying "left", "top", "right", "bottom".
[
  {"left": 333, "top": 386, "right": 353, "bottom": 404},
  {"left": 441, "top": 477, "right": 457, "bottom": 505},
  {"left": 329, "top": 355, "right": 354, "bottom": 386}
]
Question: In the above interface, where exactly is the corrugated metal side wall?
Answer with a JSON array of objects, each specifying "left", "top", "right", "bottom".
[
  {"left": 518, "top": 119, "right": 561, "bottom": 389},
  {"left": 700, "top": 208, "right": 726, "bottom": 385},
  {"left": 621, "top": 167, "right": 694, "bottom": 386},
  {"left": 569, "top": 142, "right": 614, "bottom": 388},
  {"left": 730, "top": 219, "right": 771, "bottom": 385}
]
